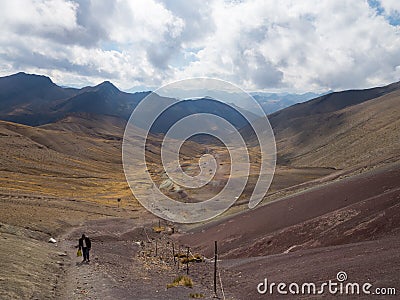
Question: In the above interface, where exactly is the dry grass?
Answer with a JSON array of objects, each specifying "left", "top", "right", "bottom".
[
  {"left": 189, "top": 293, "right": 204, "bottom": 298},
  {"left": 152, "top": 226, "right": 166, "bottom": 233},
  {"left": 178, "top": 254, "right": 203, "bottom": 264},
  {"left": 272, "top": 90, "right": 400, "bottom": 169},
  {"left": 167, "top": 275, "right": 193, "bottom": 289}
]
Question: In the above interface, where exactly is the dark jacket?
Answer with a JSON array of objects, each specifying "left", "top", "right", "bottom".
[{"left": 79, "top": 237, "right": 91, "bottom": 250}]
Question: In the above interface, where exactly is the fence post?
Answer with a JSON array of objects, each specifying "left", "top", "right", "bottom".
[
  {"left": 186, "top": 247, "right": 190, "bottom": 275},
  {"left": 172, "top": 242, "right": 176, "bottom": 265},
  {"left": 214, "top": 241, "right": 218, "bottom": 297},
  {"left": 178, "top": 245, "right": 180, "bottom": 270}
]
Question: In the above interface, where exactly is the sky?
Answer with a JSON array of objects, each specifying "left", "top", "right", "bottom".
[{"left": 0, "top": 0, "right": 399, "bottom": 93}]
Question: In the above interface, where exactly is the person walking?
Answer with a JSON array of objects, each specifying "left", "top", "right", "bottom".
[{"left": 78, "top": 234, "right": 92, "bottom": 263}]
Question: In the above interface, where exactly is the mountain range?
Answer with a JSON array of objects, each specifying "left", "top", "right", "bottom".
[
  {"left": 0, "top": 72, "right": 322, "bottom": 128},
  {"left": 1, "top": 71, "right": 399, "bottom": 171},
  {"left": 0, "top": 73, "right": 259, "bottom": 135},
  {"left": 250, "top": 91, "right": 326, "bottom": 114},
  {"left": 0, "top": 72, "right": 149, "bottom": 126},
  {"left": 1, "top": 72, "right": 399, "bottom": 299}
]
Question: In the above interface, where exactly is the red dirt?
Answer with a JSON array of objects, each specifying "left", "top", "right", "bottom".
[{"left": 177, "top": 162, "right": 400, "bottom": 299}]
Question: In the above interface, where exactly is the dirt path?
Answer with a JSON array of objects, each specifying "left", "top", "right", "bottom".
[
  {"left": 56, "top": 217, "right": 220, "bottom": 299},
  {"left": 57, "top": 220, "right": 117, "bottom": 300}
]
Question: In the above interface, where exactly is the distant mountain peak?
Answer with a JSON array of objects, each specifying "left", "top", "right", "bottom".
[
  {"left": 96, "top": 80, "right": 118, "bottom": 89},
  {"left": 8, "top": 72, "right": 54, "bottom": 85}
]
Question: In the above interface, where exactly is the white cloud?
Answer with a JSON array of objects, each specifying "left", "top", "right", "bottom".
[
  {"left": 379, "top": 0, "right": 400, "bottom": 15},
  {"left": 0, "top": 0, "right": 78, "bottom": 31},
  {"left": 0, "top": 0, "right": 399, "bottom": 92}
]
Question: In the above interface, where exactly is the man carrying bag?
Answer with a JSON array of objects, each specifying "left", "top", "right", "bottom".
[{"left": 78, "top": 234, "right": 92, "bottom": 263}]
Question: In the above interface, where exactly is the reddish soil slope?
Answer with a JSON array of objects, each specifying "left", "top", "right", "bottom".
[
  {"left": 177, "top": 162, "right": 400, "bottom": 299},
  {"left": 178, "top": 162, "right": 400, "bottom": 259}
]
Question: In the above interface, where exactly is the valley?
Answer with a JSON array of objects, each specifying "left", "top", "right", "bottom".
[{"left": 0, "top": 73, "right": 399, "bottom": 299}]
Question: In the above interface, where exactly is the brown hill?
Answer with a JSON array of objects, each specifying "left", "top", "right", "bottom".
[
  {"left": 176, "top": 162, "right": 400, "bottom": 299},
  {"left": 270, "top": 80, "right": 400, "bottom": 120},
  {"left": 243, "top": 81, "right": 400, "bottom": 171},
  {"left": 273, "top": 89, "right": 400, "bottom": 169},
  {"left": 39, "top": 113, "right": 126, "bottom": 140},
  {"left": 0, "top": 115, "right": 209, "bottom": 202},
  {"left": 0, "top": 119, "right": 128, "bottom": 201},
  {"left": 178, "top": 162, "right": 400, "bottom": 258}
]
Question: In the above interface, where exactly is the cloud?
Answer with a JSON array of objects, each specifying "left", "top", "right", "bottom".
[
  {"left": 379, "top": 0, "right": 400, "bottom": 15},
  {"left": 0, "top": 0, "right": 399, "bottom": 92}
]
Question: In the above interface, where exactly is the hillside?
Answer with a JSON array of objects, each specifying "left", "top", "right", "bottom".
[
  {"left": 2, "top": 74, "right": 399, "bottom": 204},
  {"left": 53, "top": 81, "right": 148, "bottom": 120},
  {"left": 0, "top": 118, "right": 128, "bottom": 201},
  {"left": 177, "top": 162, "right": 400, "bottom": 299},
  {"left": 273, "top": 89, "right": 400, "bottom": 169},
  {"left": 178, "top": 162, "right": 400, "bottom": 258},
  {"left": 1, "top": 74, "right": 399, "bottom": 299},
  {"left": 270, "top": 80, "right": 400, "bottom": 120},
  {"left": 241, "top": 80, "right": 400, "bottom": 171},
  {"left": 276, "top": 91, "right": 400, "bottom": 169},
  {"left": 0, "top": 113, "right": 212, "bottom": 204}
]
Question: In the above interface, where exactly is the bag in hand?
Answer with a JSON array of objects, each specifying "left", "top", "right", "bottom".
[{"left": 77, "top": 249, "right": 82, "bottom": 257}]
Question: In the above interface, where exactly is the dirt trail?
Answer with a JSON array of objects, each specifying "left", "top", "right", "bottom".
[
  {"left": 57, "top": 217, "right": 221, "bottom": 300},
  {"left": 58, "top": 226, "right": 116, "bottom": 300}
]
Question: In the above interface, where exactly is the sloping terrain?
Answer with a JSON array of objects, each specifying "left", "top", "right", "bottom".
[
  {"left": 178, "top": 162, "right": 400, "bottom": 258},
  {"left": 0, "top": 114, "right": 210, "bottom": 203},
  {"left": 177, "top": 162, "right": 400, "bottom": 299},
  {"left": 39, "top": 113, "right": 127, "bottom": 140},
  {"left": 270, "top": 80, "right": 400, "bottom": 120},
  {"left": 271, "top": 89, "right": 400, "bottom": 169},
  {"left": 0, "top": 194, "right": 147, "bottom": 300},
  {"left": 0, "top": 119, "right": 129, "bottom": 201},
  {"left": 241, "top": 80, "right": 400, "bottom": 171},
  {"left": 251, "top": 91, "right": 323, "bottom": 114},
  {"left": 219, "top": 235, "right": 400, "bottom": 299},
  {"left": 1, "top": 74, "right": 400, "bottom": 299}
]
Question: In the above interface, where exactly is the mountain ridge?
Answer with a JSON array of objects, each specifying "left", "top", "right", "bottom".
[{"left": 0, "top": 73, "right": 258, "bottom": 134}]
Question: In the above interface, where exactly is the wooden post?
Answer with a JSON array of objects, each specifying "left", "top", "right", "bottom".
[
  {"left": 186, "top": 247, "right": 190, "bottom": 275},
  {"left": 214, "top": 241, "right": 218, "bottom": 297},
  {"left": 155, "top": 239, "right": 158, "bottom": 257},
  {"left": 178, "top": 245, "right": 180, "bottom": 270},
  {"left": 158, "top": 220, "right": 161, "bottom": 228},
  {"left": 172, "top": 242, "right": 176, "bottom": 265}
]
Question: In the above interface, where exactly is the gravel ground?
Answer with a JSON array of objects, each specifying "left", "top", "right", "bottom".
[{"left": 57, "top": 218, "right": 228, "bottom": 299}]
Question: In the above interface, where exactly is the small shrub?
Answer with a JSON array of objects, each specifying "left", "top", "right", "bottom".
[
  {"left": 167, "top": 275, "right": 193, "bottom": 288},
  {"left": 152, "top": 226, "right": 165, "bottom": 233},
  {"left": 190, "top": 293, "right": 204, "bottom": 298},
  {"left": 180, "top": 254, "right": 203, "bottom": 264},
  {"left": 174, "top": 252, "right": 187, "bottom": 259}
]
